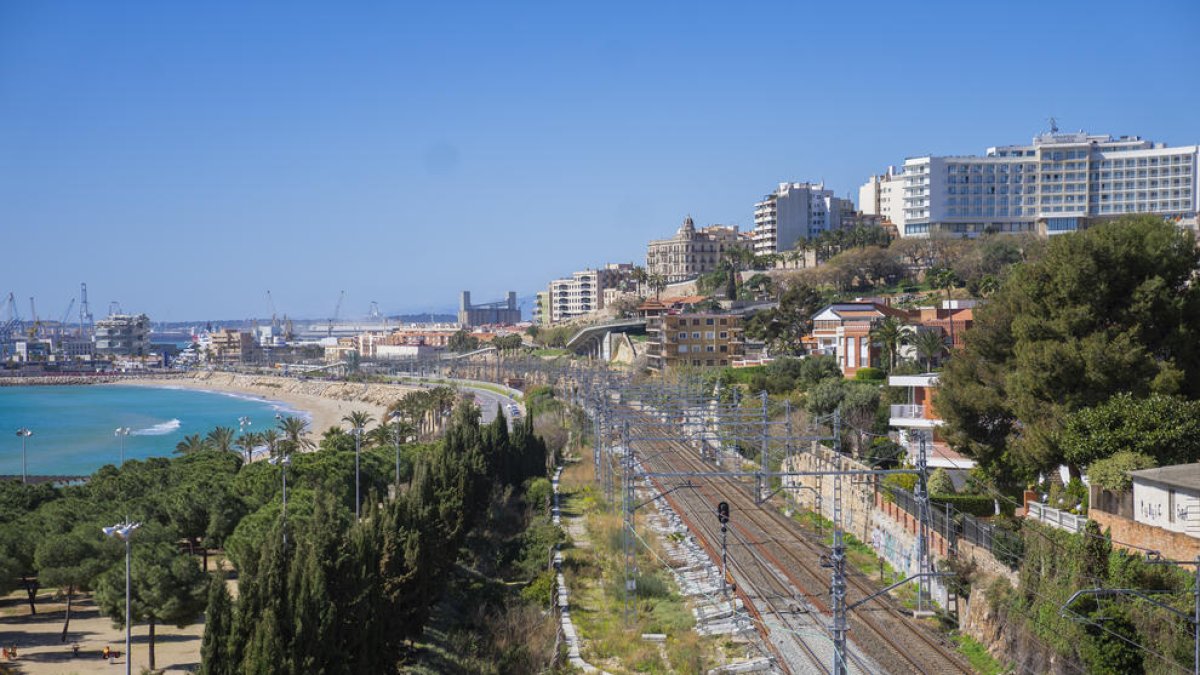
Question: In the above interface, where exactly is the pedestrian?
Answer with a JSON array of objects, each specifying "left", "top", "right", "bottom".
[{"left": 102, "top": 645, "right": 110, "bottom": 660}]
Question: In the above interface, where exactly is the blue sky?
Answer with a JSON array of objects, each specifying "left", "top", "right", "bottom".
[{"left": 2, "top": 0, "right": 1198, "bottom": 321}]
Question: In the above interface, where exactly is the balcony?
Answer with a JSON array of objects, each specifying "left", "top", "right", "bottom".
[{"left": 889, "top": 404, "right": 941, "bottom": 428}]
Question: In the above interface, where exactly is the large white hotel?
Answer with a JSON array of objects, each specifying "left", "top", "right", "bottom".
[{"left": 862, "top": 131, "right": 1198, "bottom": 238}]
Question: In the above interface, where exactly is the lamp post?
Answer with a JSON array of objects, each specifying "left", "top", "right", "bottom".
[
  {"left": 15, "top": 428, "right": 32, "bottom": 483},
  {"left": 101, "top": 521, "right": 141, "bottom": 675},
  {"left": 351, "top": 426, "right": 364, "bottom": 519},
  {"left": 389, "top": 411, "right": 403, "bottom": 496},
  {"left": 113, "top": 427, "right": 131, "bottom": 466},
  {"left": 268, "top": 454, "right": 291, "bottom": 546}
]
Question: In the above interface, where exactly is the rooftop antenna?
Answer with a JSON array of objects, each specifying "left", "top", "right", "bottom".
[{"left": 1048, "top": 116, "right": 1059, "bottom": 134}]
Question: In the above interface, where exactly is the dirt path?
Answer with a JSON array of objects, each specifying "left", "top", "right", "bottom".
[{"left": 0, "top": 589, "right": 203, "bottom": 674}]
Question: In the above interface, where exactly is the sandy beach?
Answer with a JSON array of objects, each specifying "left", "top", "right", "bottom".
[{"left": 115, "top": 372, "right": 415, "bottom": 439}]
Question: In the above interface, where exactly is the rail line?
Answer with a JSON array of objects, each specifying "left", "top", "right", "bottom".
[{"left": 625, "top": 405, "right": 971, "bottom": 675}]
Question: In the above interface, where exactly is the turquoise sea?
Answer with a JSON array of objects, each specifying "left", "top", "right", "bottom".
[{"left": 0, "top": 385, "right": 309, "bottom": 477}]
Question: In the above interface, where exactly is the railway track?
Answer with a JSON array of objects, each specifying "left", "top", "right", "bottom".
[{"left": 625, "top": 405, "right": 972, "bottom": 675}]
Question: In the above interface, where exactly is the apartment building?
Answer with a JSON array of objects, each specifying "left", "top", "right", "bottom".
[
  {"left": 208, "top": 329, "right": 261, "bottom": 364},
  {"left": 94, "top": 314, "right": 151, "bottom": 357},
  {"left": 858, "top": 167, "right": 906, "bottom": 228},
  {"left": 894, "top": 131, "right": 1199, "bottom": 238},
  {"left": 646, "top": 217, "right": 745, "bottom": 283},
  {"left": 751, "top": 182, "right": 855, "bottom": 255},
  {"left": 545, "top": 263, "right": 634, "bottom": 324},
  {"left": 646, "top": 313, "right": 744, "bottom": 371}
]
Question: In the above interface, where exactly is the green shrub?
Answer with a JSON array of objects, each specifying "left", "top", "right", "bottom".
[
  {"left": 932, "top": 494, "right": 995, "bottom": 517},
  {"left": 853, "top": 367, "right": 885, "bottom": 382},
  {"left": 520, "top": 569, "right": 556, "bottom": 606},
  {"left": 1087, "top": 451, "right": 1156, "bottom": 492},
  {"left": 634, "top": 572, "right": 671, "bottom": 598},
  {"left": 927, "top": 468, "right": 955, "bottom": 496}
]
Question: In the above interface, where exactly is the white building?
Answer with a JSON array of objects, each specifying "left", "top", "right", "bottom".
[
  {"left": 752, "top": 182, "right": 855, "bottom": 255},
  {"left": 894, "top": 131, "right": 1198, "bottom": 238},
  {"left": 858, "top": 166, "right": 906, "bottom": 228},
  {"left": 887, "top": 373, "right": 977, "bottom": 470},
  {"left": 546, "top": 263, "right": 633, "bottom": 324},
  {"left": 94, "top": 314, "right": 151, "bottom": 357},
  {"left": 1129, "top": 465, "right": 1200, "bottom": 539}
]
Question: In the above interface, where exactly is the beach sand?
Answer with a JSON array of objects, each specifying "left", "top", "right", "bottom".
[{"left": 116, "top": 372, "right": 413, "bottom": 440}]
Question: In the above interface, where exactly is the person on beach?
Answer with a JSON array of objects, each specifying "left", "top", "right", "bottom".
[{"left": 102, "top": 645, "right": 110, "bottom": 660}]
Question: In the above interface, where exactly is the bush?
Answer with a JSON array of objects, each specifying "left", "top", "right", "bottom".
[
  {"left": 932, "top": 494, "right": 995, "bottom": 517},
  {"left": 634, "top": 572, "right": 671, "bottom": 598},
  {"left": 853, "top": 367, "right": 885, "bottom": 382},
  {"left": 520, "top": 569, "right": 556, "bottom": 606},
  {"left": 525, "top": 478, "right": 552, "bottom": 514},
  {"left": 1087, "top": 451, "right": 1156, "bottom": 492},
  {"left": 927, "top": 468, "right": 955, "bottom": 496}
]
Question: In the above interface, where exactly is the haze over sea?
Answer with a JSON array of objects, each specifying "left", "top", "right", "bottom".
[{"left": 0, "top": 385, "right": 308, "bottom": 476}]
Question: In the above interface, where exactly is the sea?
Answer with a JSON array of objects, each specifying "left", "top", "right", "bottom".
[{"left": 0, "top": 384, "right": 309, "bottom": 477}]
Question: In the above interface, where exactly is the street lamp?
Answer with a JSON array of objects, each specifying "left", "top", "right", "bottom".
[
  {"left": 388, "top": 411, "right": 403, "bottom": 496},
  {"left": 114, "top": 427, "right": 131, "bottom": 466},
  {"left": 238, "top": 415, "right": 252, "bottom": 435},
  {"left": 350, "top": 426, "right": 364, "bottom": 520},
  {"left": 15, "top": 428, "right": 32, "bottom": 484},
  {"left": 101, "top": 521, "right": 141, "bottom": 675},
  {"left": 268, "top": 454, "right": 291, "bottom": 546}
]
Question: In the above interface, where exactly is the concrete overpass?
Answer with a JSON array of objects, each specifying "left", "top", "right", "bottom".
[{"left": 564, "top": 319, "right": 647, "bottom": 359}]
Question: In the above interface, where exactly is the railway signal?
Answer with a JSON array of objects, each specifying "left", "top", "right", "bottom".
[{"left": 717, "top": 501, "right": 730, "bottom": 596}]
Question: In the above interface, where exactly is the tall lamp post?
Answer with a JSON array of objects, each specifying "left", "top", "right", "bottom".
[
  {"left": 101, "top": 521, "right": 141, "bottom": 675},
  {"left": 114, "top": 427, "right": 131, "bottom": 466},
  {"left": 268, "top": 454, "right": 291, "bottom": 546},
  {"left": 388, "top": 411, "right": 403, "bottom": 496},
  {"left": 15, "top": 428, "right": 32, "bottom": 484},
  {"left": 350, "top": 426, "right": 364, "bottom": 519}
]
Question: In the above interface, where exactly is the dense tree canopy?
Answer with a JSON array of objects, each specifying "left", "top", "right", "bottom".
[{"left": 938, "top": 216, "right": 1200, "bottom": 483}]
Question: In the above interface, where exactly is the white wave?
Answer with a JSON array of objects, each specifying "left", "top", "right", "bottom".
[{"left": 132, "top": 419, "right": 182, "bottom": 436}]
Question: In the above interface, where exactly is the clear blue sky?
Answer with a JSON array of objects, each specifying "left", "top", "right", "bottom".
[{"left": 3, "top": 0, "right": 1198, "bottom": 321}]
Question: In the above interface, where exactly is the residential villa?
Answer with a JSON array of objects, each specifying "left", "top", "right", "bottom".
[{"left": 887, "top": 373, "right": 976, "bottom": 470}]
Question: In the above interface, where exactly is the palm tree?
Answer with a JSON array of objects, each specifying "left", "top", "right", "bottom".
[
  {"left": 977, "top": 274, "right": 1001, "bottom": 298},
  {"left": 260, "top": 429, "right": 282, "bottom": 461},
  {"left": 277, "top": 415, "right": 314, "bottom": 455},
  {"left": 928, "top": 267, "right": 961, "bottom": 346},
  {"left": 912, "top": 329, "right": 947, "bottom": 370},
  {"left": 234, "top": 431, "right": 260, "bottom": 465},
  {"left": 205, "top": 426, "right": 236, "bottom": 454},
  {"left": 342, "top": 410, "right": 375, "bottom": 434},
  {"left": 648, "top": 273, "right": 667, "bottom": 300},
  {"left": 174, "top": 434, "right": 207, "bottom": 455},
  {"left": 871, "top": 317, "right": 907, "bottom": 371}
]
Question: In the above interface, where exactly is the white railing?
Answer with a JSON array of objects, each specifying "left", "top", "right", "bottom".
[
  {"left": 1027, "top": 501, "right": 1089, "bottom": 533},
  {"left": 890, "top": 404, "right": 925, "bottom": 419}
]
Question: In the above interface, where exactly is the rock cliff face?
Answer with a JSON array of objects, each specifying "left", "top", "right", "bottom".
[{"left": 960, "top": 581, "right": 1079, "bottom": 675}]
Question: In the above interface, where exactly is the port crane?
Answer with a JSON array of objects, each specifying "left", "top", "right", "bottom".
[
  {"left": 60, "top": 298, "right": 76, "bottom": 335},
  {"left": 27, "top": 298, "right": 40, "bottom": 338},
  {"left": 1, "top": 292, "right": 21, "bottom": 341},
  {"left": 79, "top": 282, "right": 94, "bottom": 336},
  {"left": 327, "top": 290, "right": 345, "bottom": 337}
]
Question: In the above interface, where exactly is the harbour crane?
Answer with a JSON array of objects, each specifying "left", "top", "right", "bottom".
[
  {"left": 79, "top": 282, "right": 94, "bottom": 336},
  {"left": 266, "top": 290, "right": 280, "bottom": 332},
  {"left": 27, "top": 297, "right": 40, "bottom": 338},
  {"left": 60, "top": 298, "right": 76, "bottom": 335},
  {"left": 327, "top": 290, "right": 345, "bottom": 337},
  {"left": 1, "top": 292, "right": 21, "bottom": 341}
]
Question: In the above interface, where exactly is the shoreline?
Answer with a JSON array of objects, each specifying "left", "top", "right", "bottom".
[{"left": 113, "top": 372, "right": 414, "bottom": 439}]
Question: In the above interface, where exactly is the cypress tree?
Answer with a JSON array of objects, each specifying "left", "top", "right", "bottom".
[{"left": 199, "top": 574, "right": 234, "bottom": 675}]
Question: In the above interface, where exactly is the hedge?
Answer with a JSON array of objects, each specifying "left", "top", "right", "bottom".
[
  {"left": 853, "top": 367, "right": 885, "bottom": 381},
  {"left": 932, "top": 494, "right": 996, "bottom": 517}
]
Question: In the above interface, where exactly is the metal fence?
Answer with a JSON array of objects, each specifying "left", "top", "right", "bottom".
[{"left": 885, "top": 485, "right": 1021, "bottom": 570}]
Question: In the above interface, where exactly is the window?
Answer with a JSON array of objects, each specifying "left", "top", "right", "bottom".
[
  {"left": 1169, "top": 490, "right": 1176, "bottom": 523},
  {"left": 678, "top": 332, "right": 687, "bottom": 340},
  {"left": 678, "top": 345, "right": 688, "bottom": 353},
  {"left": 692, "top": 359, "right": 701, "bottom": 367},
  {"left": 692, "top": 332, "right": 700, "bottom": 339},
  {"left": 705, "top": 318, "right": 714, "bottom": 325},
  {"left": 706, "top": 345, "right": 715, "bottom": 352},
  {"left": 719, "top": 332, "right": 728, "bottom": 339}
]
